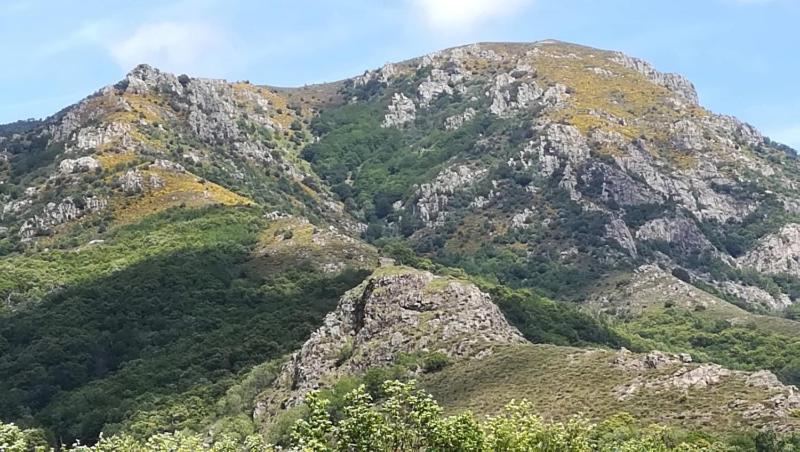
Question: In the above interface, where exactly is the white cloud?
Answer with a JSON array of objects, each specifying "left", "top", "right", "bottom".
[
  {"left": 409, "top": 0, "right": 534, "bottom": 32},
  {"left": 109, "top": 21, "right": 239, "bottom": 76}
]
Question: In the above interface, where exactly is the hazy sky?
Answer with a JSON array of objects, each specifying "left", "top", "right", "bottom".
[{"left": 1, "top": 0, "right": 798, "bottom": 149}]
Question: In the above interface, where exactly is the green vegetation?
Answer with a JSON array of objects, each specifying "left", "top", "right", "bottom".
[
  {"left": 6, "top": 42, "right": 800, "bottom": 450},
  {"left": 483, "top": 282, "right": 630, "bottom": 348},
  {"left": 0, "top": 206, "right": 369, "bottom": 444},
  {"left": 9, "top": 379, "right": 799, "bottom": 451},
  {"left": 621, "top": 308, "right": 800, "bottom": 385},
  {"left": 290, "top": 380, "right": 732, "bottom": 451}
]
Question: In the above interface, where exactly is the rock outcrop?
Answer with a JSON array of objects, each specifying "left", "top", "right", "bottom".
[
  {"left": 740, "top": 224, "right": 800, "bottom": 278},
  {"left": 382, "top": 93, "right": 416, "bottom": 128},
  {"left": 416, "top": 165, "right": 487, "bottom": 227},
  {"left": 254, "top": 266, "right": 525, "bottom": 420},
  {"left": 610, "top": 52, "right": 699, "bottom": 104},
  {"left": 612, "top": 348, "right": 800, "bottom": 431},
  {"left": 635, "top": 216, "right": 714, "bottom": 253},
  {"left": 19, "top": 196, "right": 108, "bottom": 240},
  {"left": 59, "top": 156, "right": 101, "bottom": 174},
  {"left": 444, "top": 107, "right": 476, "bottom": 130}
]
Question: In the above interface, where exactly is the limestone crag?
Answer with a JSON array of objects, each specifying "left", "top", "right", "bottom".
[
  {"left": 444, "top": 107, "right": 476, "bottom": 130},
  {"left": 254, "top": 266, "right": 525, "bottom": 419},
  {"left": 740, "top": 224, "right": 800, "bottom": 278},
  {"left": 59, "top": 156, "right": 101, "bottom": 175},
  {"left": 19, "top": 196, "right": 108, "bottom": 240},
  {"left": 382, "top": 93, "right": 416, "bottom": 128},
  {"left": 610, "top": 52, "right": 699, "bottom": 104},
  {"left": 635, "top": 216, "right": 715, "bottom": 253},
  {"left": 119, "top": 169, "right": 165, "bottom": 194},
  {"left": 718, "top": 281, "right": 792, "bottom": 311},
  {"left": 416, "top": 165, "right": 488, "bottom": 227}
]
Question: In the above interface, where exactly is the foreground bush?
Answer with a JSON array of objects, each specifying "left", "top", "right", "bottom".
[
  {"left": 3, "top": 380, "right": 797, "bottom": 451},
  {"left": 290, "top": 380, "right": 727, "bottom": 452}
]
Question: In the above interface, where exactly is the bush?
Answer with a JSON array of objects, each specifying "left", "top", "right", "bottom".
[
  {"left": 288, "top": 381, "right": 732, "bottom": 451},
  {"left": 421, "top": 352, "right": 450, "bottom": 373},
  {"left": 672, "top": 267, "right": 692, "bottom": 283}
]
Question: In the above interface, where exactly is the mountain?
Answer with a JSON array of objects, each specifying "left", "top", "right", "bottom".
[{"left": 2, "top": 40, "right": 800, "bottom": 449}]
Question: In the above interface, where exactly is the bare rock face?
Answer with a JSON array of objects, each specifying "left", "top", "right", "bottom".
[
  {"left": 70, "top": 122, "right": 134, "bottom": 152},
  {"left": 59, "top": 156, "right": 101, "bottom": 174},
  {"left": 488, "top": 74, "right": 543, "bottom": 117},
  {"left": 416, "top": 165, "right": 488, "bottom": 227},
  {"left": 606, "top": 218, "right": 637, "bottom": 257},
  {"left": 536, "top": 123, "right": 591, "bottom": 176},
  {"left": 119, "top": 169, "right": 145, "bottom": 194},
  {"left": 635, "top": 216, "right": 714, "bottom": 253},
  {"left": 610, "top": 52, "right": 699, "bottom": 105},
  {"left": 418, "top": 69, "right": 462, "bottom": 106},
  {"left": 382, "top": 93, "right": 416, "bottom": 128},
  {"left": 444, "top": 107, "right": 476, "bottom": 130},
  {"left": 19, "top": 196, "right": 107, "bottom": 240},
  {"left": 254, "top": 266, "right": 525, "bottom": 420},
  {"left": 353, "top": 63, "right": 398, "bottom": 87},
  {"left": 718, "top": 281, "right": 792, "bottom": 311},
  {"left": 747, "top": 370, "right": 784, "bottom": 389},
  {"left": 740, "top": 223, "right": 800, "bottom": 278}
]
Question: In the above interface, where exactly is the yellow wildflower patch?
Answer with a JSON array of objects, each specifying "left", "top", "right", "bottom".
[{"left": 112, "top": 168, "right": 252, "bottom": 224}]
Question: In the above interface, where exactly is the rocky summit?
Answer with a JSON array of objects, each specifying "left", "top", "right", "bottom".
[{"left": 2, "top": 41, "right": 800, "bottom": 449}]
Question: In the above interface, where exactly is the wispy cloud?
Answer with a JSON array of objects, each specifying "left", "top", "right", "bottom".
[
  {"left": 408, "top": 0, "right": 535, "bottom": 32},
  {"left": 34, "top": 20, "right": 114, "bottom": 59},
  {"left": 109, "top": 21, "right": 240, "bottom": 76}
]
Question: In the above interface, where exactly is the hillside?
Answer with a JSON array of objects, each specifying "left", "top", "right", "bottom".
[{"left": 2, "top": 40, "right": 800, "bottom": 449}]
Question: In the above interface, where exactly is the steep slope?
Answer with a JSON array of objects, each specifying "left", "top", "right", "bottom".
[
  {"left": 303, "top": 41, "right": 800, "bottom": 311},
  {"left": 3, "top": 39, "right": 800, "bottom": 447},
  {"left": 0, "top": 64, "right": 352, "bottom": 249},
  {"left": 0, "top": 66, "right": 376, "bottom": 443}
]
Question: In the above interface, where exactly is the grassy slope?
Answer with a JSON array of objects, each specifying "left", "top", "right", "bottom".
[
  {"left": 421, "top": 344, "right": 800, "bottom": 437},
  {"left": 585, "top": 268, "right": 800, "bottom": 385}
]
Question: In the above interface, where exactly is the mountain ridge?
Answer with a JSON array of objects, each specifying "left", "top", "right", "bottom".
[{"left": 3, "top": 40, "right": 800, "bottom": 448}]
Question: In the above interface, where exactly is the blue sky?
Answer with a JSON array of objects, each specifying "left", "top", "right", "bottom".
[{"left": 1, "top": 0, "right": 798, "bottom": 149}]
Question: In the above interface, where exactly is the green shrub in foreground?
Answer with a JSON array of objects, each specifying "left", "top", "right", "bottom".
[{"left": 2, "top": 380, "right": 794, "bottom": 451}]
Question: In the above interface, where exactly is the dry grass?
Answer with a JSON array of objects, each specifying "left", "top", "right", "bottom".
[
  {"left": 246, "top": 217, "right": 378, "bottom": 276},
  {"left": 97, "top": 151, "right": 138, "bottom": 169},
  {"left": 514, "top": 42, "right": 710, "bottom": 169},
  {"left": 111, "top": 168, "right": 251, "bottom": 224},
  {"left": 421, "top": 344, "right": 800, "bottom": 435}
]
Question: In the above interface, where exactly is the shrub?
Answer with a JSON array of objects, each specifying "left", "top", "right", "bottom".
[{"left": 421, "top": 352, "right": 450, "bottom": 373}]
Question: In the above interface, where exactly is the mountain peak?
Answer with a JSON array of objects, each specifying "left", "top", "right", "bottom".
[{"left": 4, "top": 39, "right": 800, "bottom": 446}]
